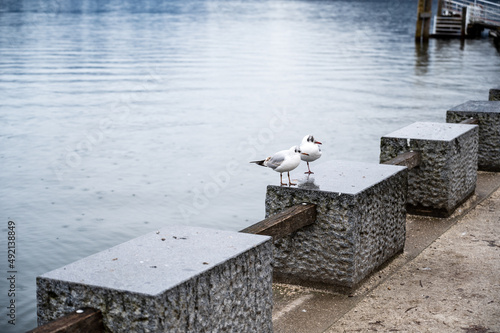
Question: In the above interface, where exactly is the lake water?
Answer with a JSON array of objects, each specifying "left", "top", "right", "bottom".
[{"left": 1, "top": 0, "right": 499, "bottom": 330}]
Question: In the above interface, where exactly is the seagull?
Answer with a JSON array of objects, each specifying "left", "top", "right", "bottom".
[
  {"left": 299, "top": 135, "right": 322, "bottom": 174},
  {"left": 250, "top": 146, "right": 309, "bottom": 186}
]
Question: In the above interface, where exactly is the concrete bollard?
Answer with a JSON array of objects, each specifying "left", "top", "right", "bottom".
[
  {"left": 265, "top": 160, "right": 407, "bottom": 289},
  {"left": 380, "top": 122, "right": 478, "bottom": 217},
  {"left": 489, "top": 88, "right": 500, "bottom": 101},
  {"left": 36, "top": 226, "right": 273, "bottom": 333},
  {"left": 447, "top": 100, "right": 500, "bottom": 172}
]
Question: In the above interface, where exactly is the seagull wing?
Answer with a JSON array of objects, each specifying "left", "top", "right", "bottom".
[{"left": 266, "top": 152, "right": 286, "bottom": 170}]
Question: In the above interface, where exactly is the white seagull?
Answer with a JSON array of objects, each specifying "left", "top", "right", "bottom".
[
  {"left": 299, "top": 135, "right": 322, "bottom": 174},
  {"left": 251, "top": 146, "right": 309, "bottom": 186}
]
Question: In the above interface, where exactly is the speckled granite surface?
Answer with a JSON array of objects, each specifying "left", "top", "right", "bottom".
[
  {"left": 447, "top": 101, "right": 500, "bottom": 172},
  {"left": 265, "top": 160, "right": 407, "bottom": 289},
  {"left": 489, "top": 88, "right": 500, "bottom": 101},
  {"left": 37, "top": 226, "right": 273, "bottom": 332},
  {"left": 381, "top": 122, "right": 478, "bottom": 216}
]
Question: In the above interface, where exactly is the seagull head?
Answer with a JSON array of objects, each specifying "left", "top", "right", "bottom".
[
  {"left": 291, "top": 145, "right": 309, "bottom": 156},
  {"left": 303, "top": 135, "right": 322, "bottom": 145}
]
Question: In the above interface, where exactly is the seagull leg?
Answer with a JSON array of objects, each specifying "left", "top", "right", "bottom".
[
  {"left": 280, "top": 173, "right": 287, "bottom": 186},
  {"left": 304, "top": 162, "right": 314, "bottom": 174},
  {"left": 288, "top": 172, "right": 297, "bottom": 186}
]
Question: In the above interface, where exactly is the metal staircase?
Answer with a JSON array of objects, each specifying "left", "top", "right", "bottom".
[
  {"left": 433, "top": 16, "right": 463, "bottom": 36},
  {"left": 431, "top": 0, "right": 500, "bottom": 38}
]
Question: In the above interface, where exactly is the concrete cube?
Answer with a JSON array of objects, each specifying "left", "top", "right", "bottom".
[
  {"left": 447, "top": 101, "right": 500, "bottom": 171},
  {"left": 380, "top": 122, "right": 478, "bottom": 216},
  {"left": 266, "top": 160, "right": 407, "bottom": 289},
  {"left": 37, "top": 226, "right": 273, "bottom": 333},
  {"left": 489, "top": 88, "right": 500, "bottom": 101}
]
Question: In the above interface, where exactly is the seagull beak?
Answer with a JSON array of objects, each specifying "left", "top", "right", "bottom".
[
  {"left": 302, "top": 152, "right": 309, "bottom": 156},
  {"left": 315, "top": 141, "right": 322, "bottom": 145}
]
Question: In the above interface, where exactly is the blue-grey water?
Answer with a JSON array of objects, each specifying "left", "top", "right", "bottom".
[{"left": 1, "top": 0, "right": 499, "bottom": 330}]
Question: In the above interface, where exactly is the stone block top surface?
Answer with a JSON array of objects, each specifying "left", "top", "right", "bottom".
[
  {"left": 294, "top": 160, "right": 406, "bottom": 195},
  {"left": 39, "top": 226, "right": 270, "bottom": 296},
  {"left": 383, "top": 122, "right": 477, "bottom": 142},
  {"left": 448, "top": 100, "right": 500, "bottom": 114}
]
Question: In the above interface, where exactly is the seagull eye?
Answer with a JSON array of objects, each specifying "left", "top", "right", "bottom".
[{"left": 308, "top": 135, "right": 314, "bottom": 142}]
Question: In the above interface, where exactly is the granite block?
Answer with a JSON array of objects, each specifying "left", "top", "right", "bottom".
[
  {"left": 447, "top": 101, "right": 500, "bottom": 171},
  {"left": 37, "top": 226, "right": 273, "bottom": 333},
  {"left": 489, "top": 88, "right": 500, "bottom": 101},
  {"left": 265, "top": 160, "right": 407, "bottom": 289},
  {"left": 381, "top": 122, "right": 478, "bottom": 216}
]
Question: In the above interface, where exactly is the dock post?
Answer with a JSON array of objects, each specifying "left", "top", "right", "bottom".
[
  {"left": 461, "top": 6, "right": 468, "bottom": 38},
  {"left": 416, "top": 0, "right": 432, "bottom": 41},
  {"left": 436, "top": 0, "right": 443, "bottom": 18}
]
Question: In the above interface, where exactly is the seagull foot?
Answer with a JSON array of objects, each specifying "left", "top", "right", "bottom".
[
  {"left": 304, "top": 171, "right": 314, "bottom": 174},
  {"left": 280, "top": 182, "right": 288, "bottom": 186},
  {"left": 288, "top": 182, "right": 297, "bottom": 186}
]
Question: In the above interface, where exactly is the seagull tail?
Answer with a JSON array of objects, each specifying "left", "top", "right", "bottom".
[{"left": 250, "top": 160, "right": 266, "bottom": 166}]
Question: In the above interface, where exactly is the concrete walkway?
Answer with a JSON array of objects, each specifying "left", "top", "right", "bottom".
[{"left": 272, "top": 171, "right": 500, "bottom": 333}]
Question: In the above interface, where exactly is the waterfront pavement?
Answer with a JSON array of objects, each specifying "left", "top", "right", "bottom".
[{"left": 272, "top": 171, "right": 500, "bottom": 333}]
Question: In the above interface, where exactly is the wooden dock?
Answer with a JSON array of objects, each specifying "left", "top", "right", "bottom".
[{"left": 417, "top": 0, "right": 500, "bottom": 40}]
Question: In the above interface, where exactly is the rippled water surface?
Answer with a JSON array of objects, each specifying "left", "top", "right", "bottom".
[{"left": 1, "top": 0, "right": 500, "bottom": 330}]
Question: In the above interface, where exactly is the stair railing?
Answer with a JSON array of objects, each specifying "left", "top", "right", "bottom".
[{"left": 440, "top": 0, "right": 500, "bottom": 27}]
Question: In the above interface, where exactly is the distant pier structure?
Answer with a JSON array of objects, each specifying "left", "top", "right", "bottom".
[{"left": 416, "top": 0, "right": 500, "bottom": 40}]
